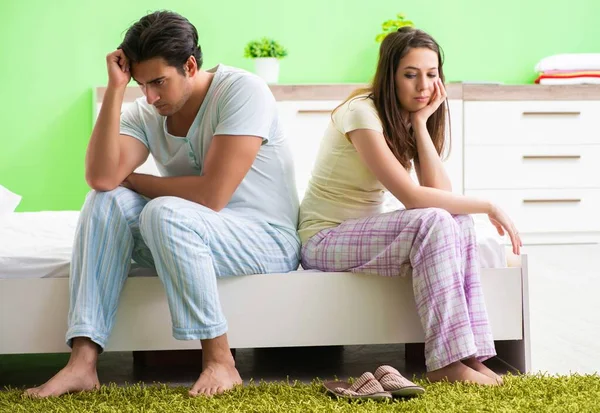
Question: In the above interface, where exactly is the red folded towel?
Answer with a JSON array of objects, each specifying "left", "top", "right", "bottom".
[{"left": 535, "top": 71, "right": 600, "bottom": 84}]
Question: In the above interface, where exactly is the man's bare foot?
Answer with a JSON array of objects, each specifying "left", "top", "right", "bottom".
[
  {"left": 426, "top": 361, "right": 499, "bottom": 385},
  {"left": 190, "top": 333, "right": 243, "bottom": 397},
  {"left": 24, "top": 337, "right": 100, "bottom": 398},
  {"left": 24, "top": 366, "right": 100, "bottom": 398},
  {"left": 462, "top": 357, "right": 503, "bottom": 384},
  {"left": 189, "top": 361, "right": 242, "bottom": 397}
]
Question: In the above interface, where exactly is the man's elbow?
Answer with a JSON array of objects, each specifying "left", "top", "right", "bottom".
[
  {"left": 85, "top": 173, "right": 119, "bottom": 192},
  {"left": 199, "top": 192, "right": 230, "bottom": 212}
]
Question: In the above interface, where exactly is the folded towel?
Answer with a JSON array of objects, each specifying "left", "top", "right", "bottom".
[
  {"left": 539, "top": 77, "right": 600, "bottom": 85},
  {"left": 542, "top": 69, "right": 600, "bottom": 75},
  {"left": 535, "top": 71, "right": 600, "bottom": 84},
  {"left": 535, "top": 53, "right": 600, "bottom": 72}
]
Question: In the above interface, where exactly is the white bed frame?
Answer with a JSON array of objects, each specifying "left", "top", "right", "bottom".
[{"left": 0, "top": 257, "right": 531, "bottom": 373}]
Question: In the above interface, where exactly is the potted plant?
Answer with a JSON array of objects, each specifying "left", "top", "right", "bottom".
[
  {"left": 375, "top": 13, "right": 415, "bottom": 42},
  {"left": 244, "top": 37, "right": 288, "bottom": 84}
]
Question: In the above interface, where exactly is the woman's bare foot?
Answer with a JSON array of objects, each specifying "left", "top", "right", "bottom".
[
  {"left": 24, "top": 366, "right": 100, "bottom": 398},
  {"left": 189, "top": 361, "right": 242, "bottom": 397},
  {"left": 426, "top": 361, "right": 499, "bottom": 385},
  {"left": 462, "top": 357, "right": 503, "bottom": 384}
]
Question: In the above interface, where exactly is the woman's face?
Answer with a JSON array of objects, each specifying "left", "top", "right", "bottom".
[{"left": 394, "top": 47, "right": 440, "bottom": 113}]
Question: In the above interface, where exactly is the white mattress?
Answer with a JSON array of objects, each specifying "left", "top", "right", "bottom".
[{"left": 0, "top": 211, "right": 507, "bottom": 280}]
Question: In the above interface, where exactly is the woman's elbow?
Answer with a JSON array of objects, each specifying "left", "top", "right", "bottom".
[{"left": 398, "top": 194, "right": 418, "bottom": 210}]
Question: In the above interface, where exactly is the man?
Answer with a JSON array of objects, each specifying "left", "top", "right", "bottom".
[{"left": 26, "top": 10, "right": 300, "bottom": 398}]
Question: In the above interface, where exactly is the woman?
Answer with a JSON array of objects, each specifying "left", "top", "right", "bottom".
[{"left": 299, "top": 27, "right": 522, "bottom": 385}]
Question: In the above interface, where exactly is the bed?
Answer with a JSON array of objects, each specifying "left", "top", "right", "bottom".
[
  {"left": 0, "top": 84, "right": 532, "bottom": 373},
  {"left": 0, "top": 210, "right": 531, "bottom": 373}
]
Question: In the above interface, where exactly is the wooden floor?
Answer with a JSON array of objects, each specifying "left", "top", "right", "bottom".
[{"left": 525, "top": 243, "right": 600, "bottom": 375}]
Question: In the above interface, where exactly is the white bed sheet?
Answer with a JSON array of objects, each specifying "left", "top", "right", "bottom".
[{"left": 0, "top": 211, "right": 507, "bottom": 280}]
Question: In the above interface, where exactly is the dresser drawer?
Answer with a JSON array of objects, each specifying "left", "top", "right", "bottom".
[
  {"left": 465, "top": 189, "right": 600, "bottom": 233},
  {"left": 464, "top": 101, "right": 600, "bottom": 145},
  {"left": 464, "top": 145, "right": 600, "bottom": 189}
]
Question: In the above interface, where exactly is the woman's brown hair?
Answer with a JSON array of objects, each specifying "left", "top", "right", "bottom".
[{"left": 336, "top": 27, "right": 448, "bottom": 170}]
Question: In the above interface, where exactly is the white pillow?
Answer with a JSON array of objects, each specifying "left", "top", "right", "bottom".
[
  {"left": 535, "top": 53, "right": 600, "bottom": 72},
  {"left": 0, "top": 184, "right": 22, "bottom": 221}
]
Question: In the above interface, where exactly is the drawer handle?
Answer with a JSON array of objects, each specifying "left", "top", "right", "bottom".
[
  {"left": 297, "top": 109, "right": 333, "bottom": 114},
  {"left": 522, "top": 111, "right": 581, "bottom": 116},
  {"left": 523, "top": 199, "right": 581, "bottom": 204},
  {"left": 522, "top": 155, "right": 581, "bottom": 160}
]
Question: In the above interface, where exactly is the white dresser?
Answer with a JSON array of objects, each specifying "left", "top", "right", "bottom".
[
  {"left": 462, "top": 85, "right": 600, "bottom": 245},
  {"left": 95, "top": 83, "right": 600, "bottom": 244}
]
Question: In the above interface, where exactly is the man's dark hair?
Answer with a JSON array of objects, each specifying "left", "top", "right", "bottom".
[{"left": 119, "top": 10, "right": 203, "bottom": 74}]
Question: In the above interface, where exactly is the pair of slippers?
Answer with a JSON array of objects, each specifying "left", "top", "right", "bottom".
[{"left": 323, "top": 365, "right": 425, "bottom": 401}]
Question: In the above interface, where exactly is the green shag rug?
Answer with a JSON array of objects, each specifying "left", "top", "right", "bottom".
[{"left": 2, "top": 374, "right": 600, "bottom": 413}]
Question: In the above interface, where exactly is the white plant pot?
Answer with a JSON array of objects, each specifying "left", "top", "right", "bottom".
[{"left": 254, "top": 57, "right": 280, "bottom": 84}]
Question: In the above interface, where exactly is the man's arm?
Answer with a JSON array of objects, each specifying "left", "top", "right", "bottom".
[
  {"left": 86, "top": 50, "right": 149, "bottom": 191},
  {"left": 124, "top": 134, "right": 262, "bottom": 211}
]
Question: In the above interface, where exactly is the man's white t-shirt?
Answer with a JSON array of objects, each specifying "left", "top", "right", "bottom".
[{"left": 120, "top": 64, "right": 300, "bottom": 248}]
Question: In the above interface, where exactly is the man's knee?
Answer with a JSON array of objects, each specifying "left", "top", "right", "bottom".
[
  {"left": 140, "top": 197, "right": 176, "bottom": 231},
  {"left": 139, "top": 197, "right": 200, "bottom": 240},
  {"left": 140, "top": 197, "right": 217, "bottom": 247},
  {"left": 81, "top": 187, "right": 129, "bottom": 215}
]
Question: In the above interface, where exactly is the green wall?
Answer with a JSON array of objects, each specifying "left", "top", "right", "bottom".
[{"left": 1, "top": 0, "right": 598, "bottom": 211}]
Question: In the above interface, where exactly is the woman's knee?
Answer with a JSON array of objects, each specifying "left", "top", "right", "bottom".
[
  {"left": 452, "top": 213, "right": 474, "bottom": 229},
  {"left": 417, "top": 208, "right": 460, "bottom": 236},
  {"left": 420, "top": 208, "right": 454, "bottom": 223}
]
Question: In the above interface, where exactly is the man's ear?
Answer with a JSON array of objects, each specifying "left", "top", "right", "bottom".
[{"left": 184, "top": 56, "right": 198, "bottom": 77}]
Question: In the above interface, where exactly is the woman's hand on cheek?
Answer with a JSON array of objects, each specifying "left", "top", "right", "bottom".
[{"left": 410, "top": 78, "right": 447, "bottom": 130}]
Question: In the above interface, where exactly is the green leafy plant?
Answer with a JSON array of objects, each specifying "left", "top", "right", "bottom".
[
  {"left": 244, "top": 38, "right": 288, "bottom": 59},
  {"left": 375, "top": 13, "right": 415, "bottom": 43}
]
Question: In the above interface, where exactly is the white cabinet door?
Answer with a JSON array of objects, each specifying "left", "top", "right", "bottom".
[
  {"left": 277, "top": 100, "right": 341, "bottom": 199},
  {"left": 465, "top": 188, "right": 600, "bottom": 234},
  {"left": 464, "top": 101, "right": 600, "bottom": 146},
  {"left": 464, "top": 144, "right": 600, "bottom": 190}
]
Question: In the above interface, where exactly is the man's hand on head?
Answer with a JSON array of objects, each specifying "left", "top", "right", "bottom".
[{"left": 107, "top": 49, "right": 132, "bottom": 90}]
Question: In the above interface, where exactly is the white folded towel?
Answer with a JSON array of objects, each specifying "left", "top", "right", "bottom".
[
  {"left": 539, "top": 77, "right": 600, "bottom": 85},
  {"left": 535, "top": 53, "right": 600, "bottom": 72}
]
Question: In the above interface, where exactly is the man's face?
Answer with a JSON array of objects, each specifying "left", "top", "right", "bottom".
[{"left": 131, "top": 57, "right": 193, "bottom": 117}]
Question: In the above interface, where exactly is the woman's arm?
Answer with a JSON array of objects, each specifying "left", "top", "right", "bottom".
[
  {"left": 348, "top": 128, "right": 522, "bottom": 254},
  {"left": 412, "top": 78, "right": 452, "bottom": 191},
  {"left": 350, "top": 128, "right": 488, "bottom": 213},
  {"left": 413, "top": 128, "right": 452, "bottom": 191}
]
